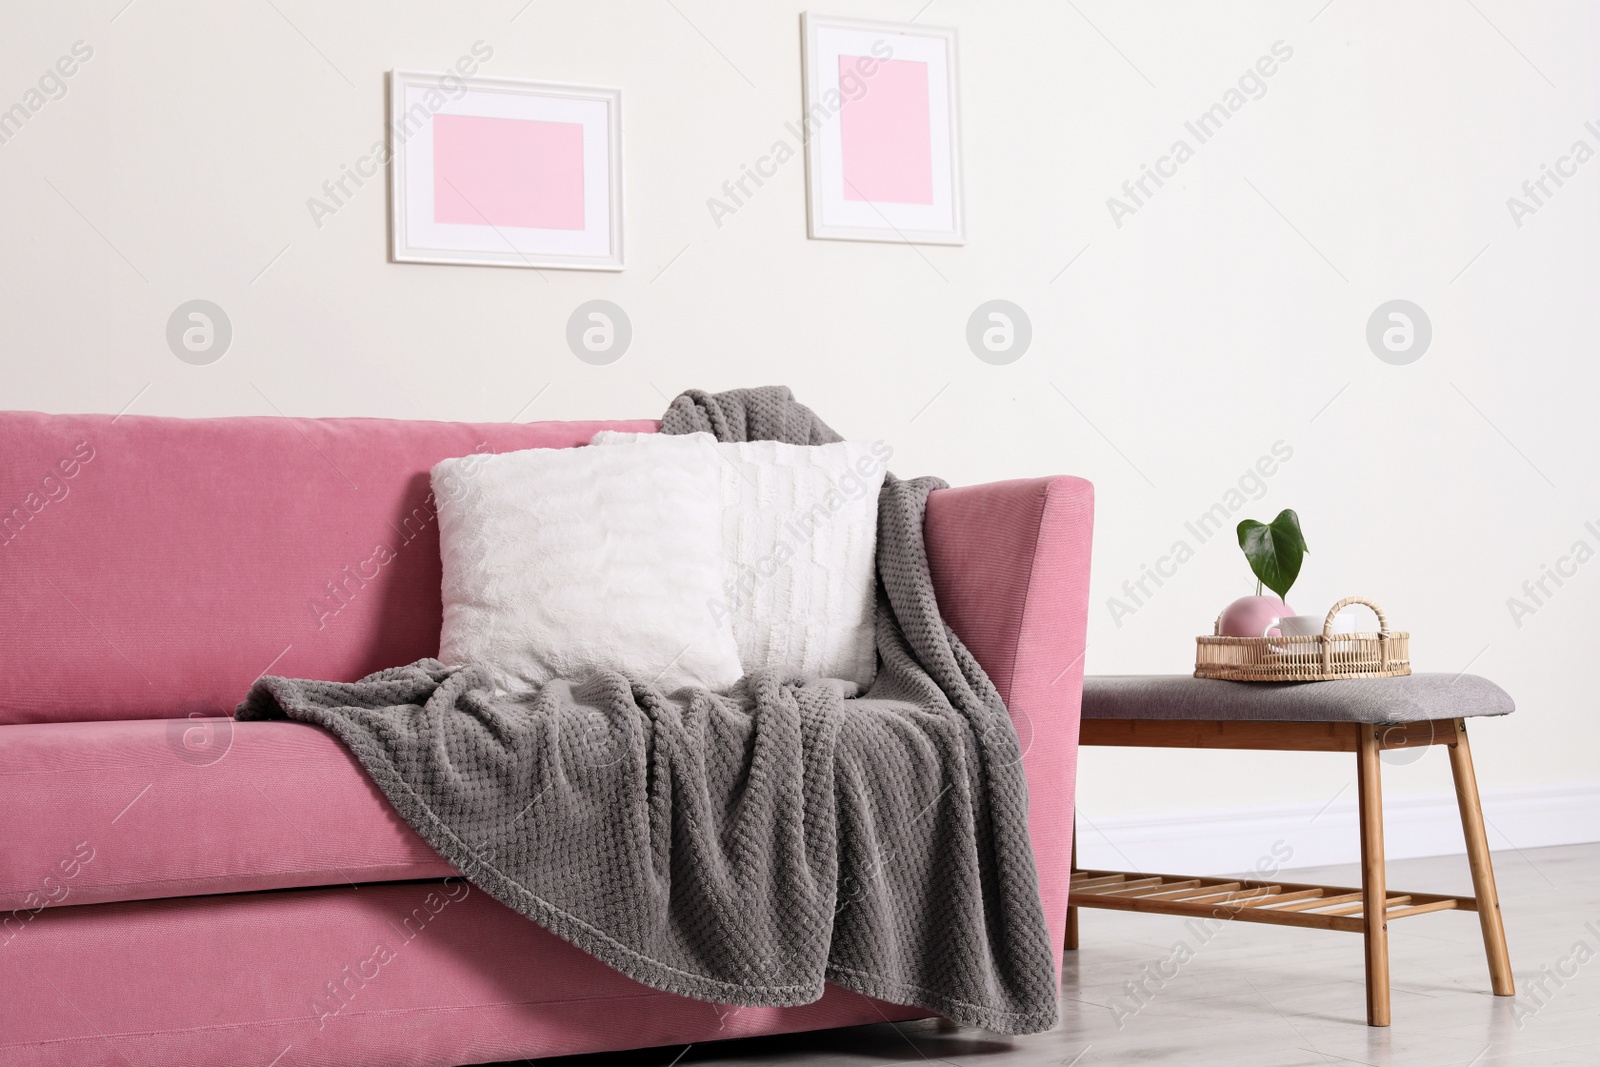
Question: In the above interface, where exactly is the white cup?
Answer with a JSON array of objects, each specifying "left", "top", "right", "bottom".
[{"left": 1264, "top": 614, "right": 1359, "bottom": 639}]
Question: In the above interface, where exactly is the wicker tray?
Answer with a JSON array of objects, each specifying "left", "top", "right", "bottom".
[{"left": 1195, "top": 596, "right": 1410, "bottom": 682}]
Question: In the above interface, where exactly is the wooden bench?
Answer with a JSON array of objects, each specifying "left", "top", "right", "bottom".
[{"left": 1068, "top": 673, "right": 1516, "bottom": 1026}]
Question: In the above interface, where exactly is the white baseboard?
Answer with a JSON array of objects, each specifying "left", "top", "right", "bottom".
[{"left": 1074, "top": 780, "right": 1600, "bottom": 877}]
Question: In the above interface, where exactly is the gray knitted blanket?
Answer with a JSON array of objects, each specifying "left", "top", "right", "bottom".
[{"left": 237, "top": 387, "right": 1059, "bottom": 1034}]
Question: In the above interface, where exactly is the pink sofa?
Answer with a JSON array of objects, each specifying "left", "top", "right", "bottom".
[{"left": 0, "top": 411, "right": 1093, "bottom": 1067}]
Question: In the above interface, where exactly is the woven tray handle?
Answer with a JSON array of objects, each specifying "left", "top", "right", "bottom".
[{"left": 1325, "top": 595, "right": 1390, "bottom": 635}]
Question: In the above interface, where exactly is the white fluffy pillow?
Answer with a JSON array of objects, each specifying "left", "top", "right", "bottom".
[
  {"left": 431, "top": 443, "right": 742, "bottom": 695},
  {"left": 591, "top": 431, "right": 889, "bottom": 690}
]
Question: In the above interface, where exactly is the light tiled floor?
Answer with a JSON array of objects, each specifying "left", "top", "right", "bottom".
[{"left": 513, "top": 843, "right": 1600, "bottom": 1067}]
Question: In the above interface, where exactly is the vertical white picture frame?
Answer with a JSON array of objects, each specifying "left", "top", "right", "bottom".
[{"left": 801, "top": 13, "right": 964, "bottom": 245}]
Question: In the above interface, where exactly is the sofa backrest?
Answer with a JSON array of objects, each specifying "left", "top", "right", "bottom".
[{"left": 0, "top": 411, "right": 657, "bottom": 725}]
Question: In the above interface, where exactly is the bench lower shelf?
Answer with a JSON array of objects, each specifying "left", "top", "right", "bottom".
[{"left": 1070, "top": 869, "right": 1478, "bottom": 934}]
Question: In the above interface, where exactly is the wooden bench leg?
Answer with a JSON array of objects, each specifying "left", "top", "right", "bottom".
[
  {"left": 1358, "top": 726, "right": 1391, "bottom": 1026},
  {"left": 1065, "top": 815, "right": 1079, "bottom": 950},
  {"left": 1448, "top": 719, "right": 1514, "bottom": 996}
]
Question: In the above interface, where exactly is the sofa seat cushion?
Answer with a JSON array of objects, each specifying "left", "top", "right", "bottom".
[{"left": 0, "top": 716, "right": 454, "bottom": 913}]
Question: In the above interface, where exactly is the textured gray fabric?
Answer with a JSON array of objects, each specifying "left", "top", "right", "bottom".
[
  {"left": 664, "top": 385, "right": 843, "bottom": 446},
  {"left": 1083, "top": 674, "right": 1515, "bottom": 724},
  {"left": 236, "top": 387, "right": 1059, "bottom": 1034}
]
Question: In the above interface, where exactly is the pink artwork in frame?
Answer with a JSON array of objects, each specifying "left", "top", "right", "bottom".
[
  {"left": 432, "top": 115, "right": 587, "bottom": 230},
  {"left": 837, "top": 57, "right": 933, "bottom": 205}
]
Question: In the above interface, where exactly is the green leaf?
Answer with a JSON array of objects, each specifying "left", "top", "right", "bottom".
[{"left": 1236, "top": 509, "right": 1307, "bottom": 601}]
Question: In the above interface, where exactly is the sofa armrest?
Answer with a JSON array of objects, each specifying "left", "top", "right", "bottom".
[{"left": 925, "top": 475, "right": 1094, "bottom": 979}]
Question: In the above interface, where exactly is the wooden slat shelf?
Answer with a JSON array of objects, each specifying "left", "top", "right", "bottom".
[{"left": 1069, "top": 869, "right": 1477, "bottom": 935}]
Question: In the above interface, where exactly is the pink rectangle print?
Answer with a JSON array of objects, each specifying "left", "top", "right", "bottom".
[
  {"left": 432, "top": 114, "right": 586, "bottom": 230},
  {"left": 837, "top": 56, "right": 934, "bottom": 205}
]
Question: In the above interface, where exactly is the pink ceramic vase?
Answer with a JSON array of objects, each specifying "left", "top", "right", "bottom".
[{"left": 1218, "top": 594, "right": 1294, "bottom": 638}]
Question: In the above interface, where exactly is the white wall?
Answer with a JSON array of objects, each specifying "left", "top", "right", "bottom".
[{"left": 3, "top": 0, "right": 1596, "bottom": 870}]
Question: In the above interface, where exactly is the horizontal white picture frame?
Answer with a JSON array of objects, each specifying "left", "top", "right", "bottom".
[
  {"left": 388, "top": 70, "right": 624, "bottom": 270},
  {"left": 801, "top": 14, "right": 964, "bottom": 245}
]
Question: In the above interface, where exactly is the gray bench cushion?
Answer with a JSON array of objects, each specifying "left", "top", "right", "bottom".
[{"left": 1082, "top": 674, "right": 1514, "bottom": 725}]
